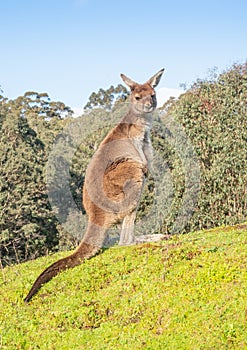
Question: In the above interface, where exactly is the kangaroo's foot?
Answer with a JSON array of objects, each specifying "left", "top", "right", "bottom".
[{"left": 134, "top": 234, "right": 169, "bottom": 244}]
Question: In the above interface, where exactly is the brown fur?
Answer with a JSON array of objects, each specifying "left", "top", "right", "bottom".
[{"left": 24, "top": 68, "right": 164, "bottom": 302}]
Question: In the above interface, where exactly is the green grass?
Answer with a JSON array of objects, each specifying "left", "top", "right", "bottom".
[{"left": 1, "top": 223, "right": 247, "bottom": 349}]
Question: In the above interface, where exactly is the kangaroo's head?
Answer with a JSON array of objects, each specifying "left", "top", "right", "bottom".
[{"left": 120, "top": 68, "right": 164, "bottom": 115}]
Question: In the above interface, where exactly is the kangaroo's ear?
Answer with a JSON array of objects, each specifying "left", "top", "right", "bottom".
[
  {"left": 120, "top": 74, "right": 137, "bottom": 90},
  {"left": 147, "top": 68, "right": 165, "bottom": 88}
]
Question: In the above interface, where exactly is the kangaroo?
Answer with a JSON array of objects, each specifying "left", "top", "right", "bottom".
[{"left": 24, "top": 68, "right": 164, "bottom": 302}]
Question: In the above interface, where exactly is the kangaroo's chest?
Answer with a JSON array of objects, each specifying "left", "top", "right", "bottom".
[{"left": 131, "top": 134, "right": 144, "bottom": 154}]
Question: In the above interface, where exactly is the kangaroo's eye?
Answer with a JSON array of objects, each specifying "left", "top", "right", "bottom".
[{"left": 135, "top": 95, "right": 141, "bottom": 100}]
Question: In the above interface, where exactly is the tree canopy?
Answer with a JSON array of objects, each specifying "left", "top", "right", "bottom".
[{"left": 84, "top": 84, "right": 129, "bottom": 111}]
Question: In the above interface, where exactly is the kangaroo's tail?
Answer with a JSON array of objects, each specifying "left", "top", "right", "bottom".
[{"left": 24, "top": 223, "right": 106, "bottom": 302}]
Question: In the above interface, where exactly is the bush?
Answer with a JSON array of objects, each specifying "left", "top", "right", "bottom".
[{"left": 164, "top": 63, "right": 247, "bottom": 231}]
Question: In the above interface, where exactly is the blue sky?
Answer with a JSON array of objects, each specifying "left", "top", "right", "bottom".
[{"left": 1, "top": 0, "right": 247, "bottom": 111}]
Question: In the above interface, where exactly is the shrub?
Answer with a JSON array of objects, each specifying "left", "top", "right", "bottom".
[{"left": 165, "top": 63, "right": 247, "bottom": 231}]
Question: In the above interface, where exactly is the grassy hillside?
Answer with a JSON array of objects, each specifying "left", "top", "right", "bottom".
[{"left": 1, "top": 223, "right": 247, "bottom": 349}]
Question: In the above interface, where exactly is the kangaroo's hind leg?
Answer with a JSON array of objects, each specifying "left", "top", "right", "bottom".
[{"left": 119, "top": 210, "right": 137, "bottom": 246}]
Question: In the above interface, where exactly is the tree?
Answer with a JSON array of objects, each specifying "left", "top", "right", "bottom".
[
  {"left": 0, "top": 93, "right": 73, "bottom": 266},
  {"left": 84, "top": 84, "right": 129, "bottom": 111},
  {"left": 167, "top": 62, "right": 247, "bottom": 230},
  {"left": 14, "top": 91, "right": 73, "bottom": 120},
  {"left": 0, "top": 108, "right": 59, "bottom": 265}
]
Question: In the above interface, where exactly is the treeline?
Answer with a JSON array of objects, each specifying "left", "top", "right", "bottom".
[{"left": 0, "top": 63, "right": 246, "bottom": 266}]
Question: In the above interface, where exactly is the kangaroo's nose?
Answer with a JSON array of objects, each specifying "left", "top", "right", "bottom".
[{"left": 145, "top": 96, "right": 153, "bottom": 106}]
